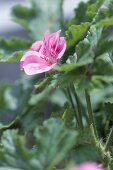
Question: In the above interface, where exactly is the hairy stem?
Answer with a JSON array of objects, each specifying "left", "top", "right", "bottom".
[
  {"left": 70, "top": 84, "right": 83, "bottom": 130},
  {"left": 67, "top": 87, "right": 80, "bottom": 126},
  {"left": 85, "top": 89, "right": 98, "bottom": 138},
  {"left": 105, "top": 126, "right": 113, "bottom": 151}
]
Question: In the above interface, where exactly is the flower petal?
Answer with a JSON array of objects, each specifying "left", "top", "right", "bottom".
[
  {"left": 31, "top": 40, "right": 43, "bottom": 52},
  {"left": 20, "top": 51, "right": 46, "bottom": 69},
  {"left": 20, "top": 30, "right": 66, "bottom": 75},
  {"left": 56, "top": 37, "right": 66, "bottom": 59},
  {"left": 23, "top": 62, "right": 56, "bottom": 75},
  {"left": 49, "top": 30, "right": 61, "bottom": 48},
  {"left": 20, "top": 50, "right": 56, "bottom": 75},
  {"left": 43, "top": 30, "right": 61, "bottom": 56},
  {"left": 74, "top": 162, "right": 103, "bottom": 170}
]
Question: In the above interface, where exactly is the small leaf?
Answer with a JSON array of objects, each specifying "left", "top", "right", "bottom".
[
  {"left": 12, "top": 5, "right": 36, "bottom": 29},
  {"left": 94, "top": 53, "right": 113, "bottom": 75},
  {"left": 0, "top": 37, "right": 31, "bottom": 62},
  {"left": 97, "top": 17, "right": 113, "bottom": 27},
  {"left": 66, "top": 22, "right": 91, "bottom": 48},
  {"left": 76, "top": 25, "right": 103, "bottom": 62},
  {"left": 1, "top": 51, "right": 24, "bottom": 62}
]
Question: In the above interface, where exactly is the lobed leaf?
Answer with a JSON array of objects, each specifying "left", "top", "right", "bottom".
[
  {"left": 0, "top": 118, "right": 77, "bottom": 170},
  {"left": 12, "top": 0, "right": 64, "bottom": 40},
  {"left": 0, "top": 37, "right": 31, "bottom": 62}
]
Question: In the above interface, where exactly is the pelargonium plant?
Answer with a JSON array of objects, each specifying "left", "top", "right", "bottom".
[{"left": 0, "top": 0, "right": 113, "bottom": 170}]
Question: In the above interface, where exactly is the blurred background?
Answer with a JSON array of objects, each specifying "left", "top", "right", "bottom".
[{"left": 0, "top": 0, "right": 88, "bottom": 82}]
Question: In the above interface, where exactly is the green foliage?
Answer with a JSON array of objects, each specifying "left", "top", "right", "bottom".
[
  {"left": 12, "top": 0, "right": 64, "bottom": 40},
  {"left": 66, "top": 22, "right": 91, "bottom": 48},
  {"left": 67, "top": 0, "right": 104, "bottom": 26},
  {"left": 0, "top": 118, "right": 76, "bottom": 170},
  {"left": 0, "top": 37, "right": 31, "bottom": 62},
  {"left": 1, "top": 0, "right": 113, "bottom": 169}
]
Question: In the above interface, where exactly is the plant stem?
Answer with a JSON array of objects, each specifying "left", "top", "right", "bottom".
[
  {"left": 105, "top": 126, "right": 113, "bottom": 151},
  {"left": 71, "top": 84, "right": 83, "bottom": 130},
  {"left": 0, "top": 117, "right": 21, "bottom": 137},
  {"left": 85, "top": 89, "right": 98, "bottom": 138},
  {"left": 67, "top": 87, "right": 79, "bottom": 126}
]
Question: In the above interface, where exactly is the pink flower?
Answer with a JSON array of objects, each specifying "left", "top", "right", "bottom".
[
  {"left": 72, "top": 162, "right": 104, "bottom": 170},
  {"left": 20, "top": 30, "right": 66, "bottom": 75}
]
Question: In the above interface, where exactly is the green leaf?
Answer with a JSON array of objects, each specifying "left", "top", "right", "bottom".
[
  {"left": 96, "top": 40, "right": 113, "bottom": 56},
  {"left": 76, "top": 25, "right": 103, "bottom": 62},
  {"left": 94, "top": 53, "right": 113, "bottom": 75},
  {"left": 50, "top": 89, "right": 67, "bottom": 107},
  {"left": 0, "top": 37, "right": 31, "bottom": 53},
  {"left": 0, "top": 118, "right": 77, "bottom": 170},
  {"left": 56, "top": 62, "right": 91, "bottom": 73},
  {"left": 55, "top": 73, "right": 90, "bottom": 89},
  {"left": 0, "top": 37, "right": 31, "bottom": 62},
  {"left": 62, "top": 107, "right": 74, "bottom": 127},
  {"left": 0, "top": 83, "right": 10, "bottom": 110},
  {"left": 1, "top": 51, "right": 24, "bottom": 62},
  {"left": 0, "top": 130, "right": 32, "bottom": 169},
  {"left": 0, "top": 75, "right": 39, "bottom": 126},
  {"left": 70, "top": 143, "right": 100, "bottom": 163},
  {"left": 29, "top": 80, "right": 57, "bottom": 106},
  {"left": 66, "top": 22, "right": 91, "bottom": 48},
  {"left": 97, "top": 17, "right": 113, "bottom": 27},
  {"left": 95, "top": 0, "right": 113, "bottom": 22},
  {"left": 11, "top": 5, "right": 36, "bottom": 30},
  {"left": 33, "top": 118, "right": 77, "bottom": 170},
  {"left": 12, "top": 0, "right": 64, "bottom": 40},
  {"left": 92, "top": 75, "right": 113, "bottom": 84},
  {"left": 74, "top": 1, "right": 90, "bottom": 24},
  {"left": 105, "top": 102, "right": 113, "bottom": 121},
  {"left": 89, "top": 85, "right": 113, "bottom": 110},
  {"left": 67, "top": 0, "right": 104, "bottom": 27}
]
